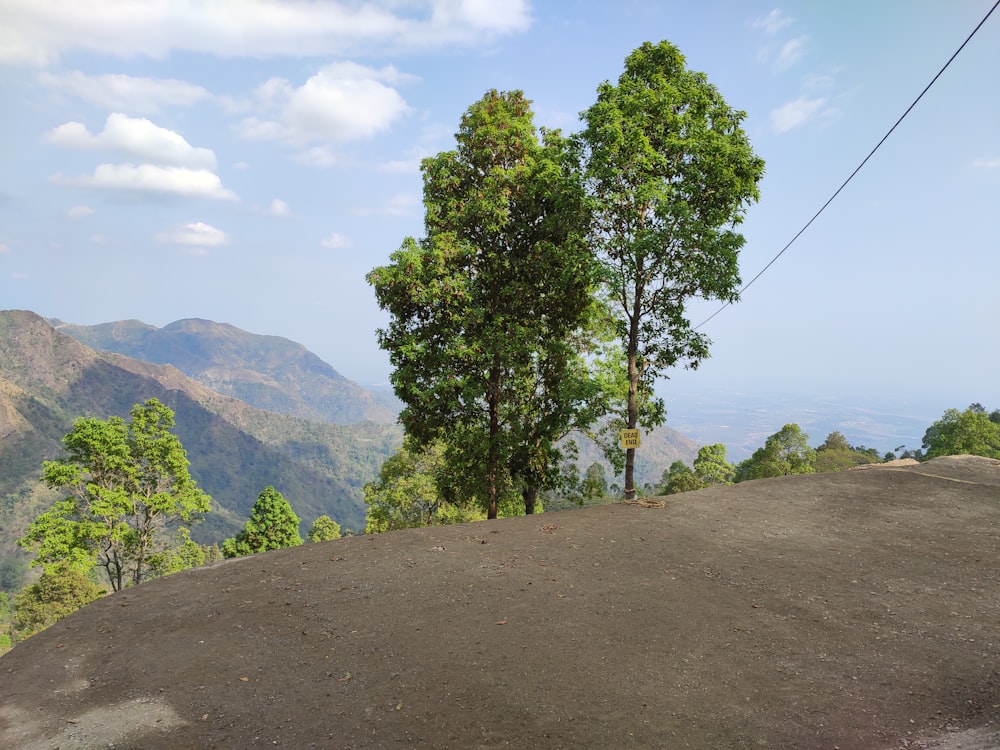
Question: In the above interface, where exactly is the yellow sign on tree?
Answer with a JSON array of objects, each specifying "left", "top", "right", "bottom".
[{"left": 620, "top": 429, "right": 641, "bottom": 449}]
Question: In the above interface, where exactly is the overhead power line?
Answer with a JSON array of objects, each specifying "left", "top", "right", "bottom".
[{"left": 695, "top": 0, "right": 1000, "bottom": 331}]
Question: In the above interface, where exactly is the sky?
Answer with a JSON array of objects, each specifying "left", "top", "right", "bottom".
[{"left": 2, "top": 0, "right": 998, "bottom": 428}]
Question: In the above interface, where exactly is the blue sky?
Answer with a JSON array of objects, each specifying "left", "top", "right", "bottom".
[{"left": 2, "top": 1, "right": 998, "bottom": 420}]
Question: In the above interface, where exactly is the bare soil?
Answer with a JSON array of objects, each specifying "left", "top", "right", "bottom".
[{"left": 3, "top": 455, "right": 1000, "bottom": 749}]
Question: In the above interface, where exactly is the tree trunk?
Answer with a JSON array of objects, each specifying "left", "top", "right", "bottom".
[
  {"left": 624, "top": 296, "right": 642, "bottom": 501},
  {"left": 523, "top": 485, "right": 538, "bottom": 515},
  {"left": 486, "top": 363, "right": 501, "bottom": 519}
]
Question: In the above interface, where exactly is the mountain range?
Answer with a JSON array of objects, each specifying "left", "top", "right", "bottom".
[
  {"left": 0, "top": 310, "right": 401, "bottom": 554},
  {"left": 50, "top": 317, "right": 400, "bottom": 424},
  {"left": 0, "top": 309, "right": 697, "bottom": 585}
]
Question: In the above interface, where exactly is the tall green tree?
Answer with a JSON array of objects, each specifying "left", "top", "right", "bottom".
[
  {"left": 736, "top": 424, "right": 816, "bottom": 481},
  {"left": 19, "top": 399, "right": 210, "bottom": 591},
  {"left": 693, "top": 443, "right": 735, "bottom": 486},
  {"left": 222, "top": 487, "right": 303, "bottom": 558},
  {"left": 922, "top": 405, "right": 1000, "bottom": 459},
  {"left": 579, "top": 40, "right": 765, "bottom": 498},
  {"left": 368, "top": 90, "right": 598, "bottom": 518}
]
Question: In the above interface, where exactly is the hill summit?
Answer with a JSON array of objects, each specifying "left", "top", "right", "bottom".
[{"left": 2, "top": 456, "right": 999, "bottom": 749}]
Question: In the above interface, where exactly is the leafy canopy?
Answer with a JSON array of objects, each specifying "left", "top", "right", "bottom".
[
  {"left": 736, "top": 424, "right": 816, "bottom": 481},
  {"left": 307, "top": 515, "right": 342, "bottom": 543},
  {"left": 922, "top": 405, "right": 1000, "bottom": 459},
  {"left": 13, "top": 564, "right": 105, "bottom": 642},
  {"left": 659, "top": 444, "right": 735, "bottom": 495},
  {"left": 363, "top": 439, "right": 485, "bottom": 534},
  {"left": 19, "top": 399, "right": 210, "bottom": 591},
  {"left": 222, "top": 486, "right": 303, "bottom": 558}
]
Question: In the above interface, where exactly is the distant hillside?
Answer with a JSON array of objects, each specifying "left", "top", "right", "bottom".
[
  {"left": 47, "top": 315, "right": 697, "bottom": 487},
  {"left": 51, "top": 317, "right": 398, "bottom": 425},
  {"left": 0, "top": 311, "right": 402, "bottom": 565},
  {"left": 570, "top": 426, "right": 699, "bottom": 491}
]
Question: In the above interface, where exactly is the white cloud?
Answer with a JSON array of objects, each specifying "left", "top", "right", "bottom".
[
  {"left": 321, "top": 232, "right": 352, "bottom": 249},
  {"left": 68, "top": 205, "right": 94, "bottom": 218},
  {"left": 0, "top": 242, "right": 10, "bottom": 253},
  {"left": 774, "top": 36, "right": 807, "bottom": 70},
  {"left": 353, "top": 191, "right": 420, "bottom": 217},
  {"left": 377, "top": 158, "right": 421, "bottom": 174},
  {"left": 293, "top": 146, "right": 338, "bottom": 168},
  {"left": 752, "top": 9, "right": 793, "bottom": 36},
  {"left": 156, "top": 221, "right": 229, "bottom": 247},
  {"left": 770, "top": 97, "right": 827, "bottom": 134},
  {"left": 803, "top": 72, "right": 837, "bottom": 91},
  {"left": 972, "top": 158, "right": 1000, "bottom": 169},
  {"left": 268, "top": 198, "right": 290, "bottom": 217},
  {"left": 38, "top": 71, "right": 211, "bottom": 114},
  {"left": 46, "top": 113, "right": 216, "bottom": 169},
  {"left": 0, "top": 0, "right": 531, "bottom": 67},
  {"left": 376, "top": 143, "right": 432, "bottom": 174},
  {"left": 52, "top": 164, "right": 237, "bottom": 200},
  {"left": 239, "top": 63, "right": 410, "bottom": 145}
]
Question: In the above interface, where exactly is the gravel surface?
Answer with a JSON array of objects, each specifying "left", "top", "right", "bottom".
[{"left": 3, "top": 455, "right": 1000, "bottom": 749}]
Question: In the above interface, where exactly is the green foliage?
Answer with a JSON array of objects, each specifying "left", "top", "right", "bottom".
[
  {"left": 922, "top": 405, "right": 1000, "bottom": 460},
  {"left": 0, "top": 554, "right": 30, "bottom": 593},
  {"left": 222, "top": 487, "right": 303, "bottom": 558},
  {"left": 146, "top": 527, "right": 206, "bottom": 576},
  {"left": 307, "top": 515, "right": 342, "bottom": 543},
  {"left": 813, "top": 431, "right": 879, "bottom": 473},
  {"left": 363, "top": 440, "right": 485, "bottom": 533},
  {"left": 18, "top": 399, "right": 211, "bottom": 591},
  {"left": 581, "top": 462, "right": 609, "bottom": 500},
  {"left": 0, "top": 591, "right": 12, "bottom": 653},
  {"left": 368, "top": 90, "right": 600, "bottom": 518},
  {"left": 579, "top": 40, "right": 765, "bottom": 498},
  {"left": 12, "top": 564, "right": 105, "bottom": 642},
  {"left": 694, "top": 444, "right": 735, "bottom": 486},
  {"left": 657, "top": 444, "right": 734, "bottom": 496},
  {"left": 661, "top": 460, "right": 702, "bottom": 495},
  {"left": 736, "top": 424, "right": 816, "bottom": 481}
]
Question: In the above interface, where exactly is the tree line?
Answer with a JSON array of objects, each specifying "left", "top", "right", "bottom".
[
  {"left": 657, "top": 403, "right": 1000, "bottom": 495},
  {"left": 363, "top": 404, "right": 1000, "bottom": 527}
]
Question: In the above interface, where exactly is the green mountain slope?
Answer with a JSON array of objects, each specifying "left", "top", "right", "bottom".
[
  {"left": 0, "top": 311, "right": 402, "bottom": 570},
  {"left": 51, "top": 317, "right": 399, "bottom": 424}
]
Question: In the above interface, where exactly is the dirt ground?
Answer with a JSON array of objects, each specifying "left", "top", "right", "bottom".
[{"left": 2, "top": 455, "right": 1000, "bottom": 750}]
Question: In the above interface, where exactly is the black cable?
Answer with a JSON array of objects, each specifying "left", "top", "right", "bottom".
[{"left": 695, "top": 0, "right": 1000, "bottom": 331}]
